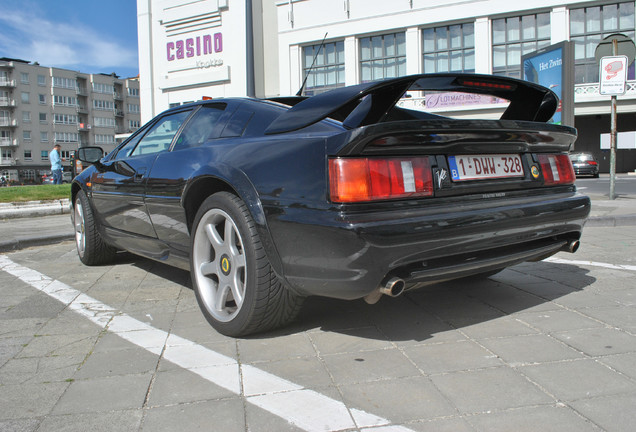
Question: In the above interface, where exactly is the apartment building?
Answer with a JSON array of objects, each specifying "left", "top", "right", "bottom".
[{"left": 0, "top": 58, "right": 141, "bottom": 182}]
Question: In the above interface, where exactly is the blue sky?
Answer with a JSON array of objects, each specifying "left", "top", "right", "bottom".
[{"left": 0, "top": 0, "right": 139, "bottom": 78}]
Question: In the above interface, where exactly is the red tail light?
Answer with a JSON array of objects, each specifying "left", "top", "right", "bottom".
[
  {"left": 329, "top": 157, "right": 433, "bottom": 203},
  {"left": 587, "top": 160, "right": 598, "bottom": 166},
  {"left": 538, "top": 154, "right": 575, "bottom": 186}
]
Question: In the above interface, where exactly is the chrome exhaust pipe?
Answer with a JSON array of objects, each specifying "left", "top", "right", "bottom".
[
  {"left": 561, "top": 240, "right": 580, "bottom": 253},
  {"left": 364, "top": 277, "right": 406, "bottom": 304},
  {"left": 379, "top": 277, "right": 406, "bottom": 297}
]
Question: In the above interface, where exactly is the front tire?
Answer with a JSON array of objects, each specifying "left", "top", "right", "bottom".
[
  {"left": 190, "top": 192, "right": 303, "bottom": 337},
  {"left": 74, "top": 190, "right": 116, "bottom": 265}
]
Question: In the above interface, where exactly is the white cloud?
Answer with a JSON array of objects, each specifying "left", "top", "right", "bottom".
[{"left": 0, "top": 4, "right": 137, "bottom": 74}]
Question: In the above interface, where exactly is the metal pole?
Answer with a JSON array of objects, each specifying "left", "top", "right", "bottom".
[
  {"left": 609, "top": 38, "right": 618, "bottom": 200},
  {"left": 245, "top": 0, "right": 256, "bottom": 98},
  {"left": 610, "top": 95, "right": 617, "bottom": 199}
]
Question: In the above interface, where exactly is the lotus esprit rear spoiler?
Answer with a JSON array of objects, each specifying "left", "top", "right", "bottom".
[{"left": 265, "top": 73, "right": 559, "bottom": 135}]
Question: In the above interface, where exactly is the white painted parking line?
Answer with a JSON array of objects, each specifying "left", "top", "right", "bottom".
[
  {"left": 545, "top": 257, "right": 636, "bottom": 272},
  {"left": 0, "top": 255, "right": 416, "bottom": 432}
]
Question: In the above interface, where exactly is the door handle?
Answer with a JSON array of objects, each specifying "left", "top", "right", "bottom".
[{"left": 134, "top": 167, "right": 146, "bottom": 182}]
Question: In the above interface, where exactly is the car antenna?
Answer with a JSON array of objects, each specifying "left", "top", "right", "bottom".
[{"left": 296, "top": 32, "right": 328, "bottom": 96}]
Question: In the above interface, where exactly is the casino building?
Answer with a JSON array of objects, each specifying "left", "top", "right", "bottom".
[{"left": 138, "top": 0, "right": 636, "bottom": 172}]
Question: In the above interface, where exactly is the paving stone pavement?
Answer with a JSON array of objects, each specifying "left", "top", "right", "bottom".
[{"left": 0, "top": 224, "right": 635, "bottom": 431}]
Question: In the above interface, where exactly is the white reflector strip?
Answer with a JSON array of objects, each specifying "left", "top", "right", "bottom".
[
  {"left": 548, "top": 156, "right": 560, "bottom": 182},
  {"left": 401, "top": 161, "right": 416, "bottom": 192}
]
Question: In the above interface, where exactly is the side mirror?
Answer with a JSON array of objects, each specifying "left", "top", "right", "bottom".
[{"left": 77, "top": 147, "right": 104, "bottom": 164}]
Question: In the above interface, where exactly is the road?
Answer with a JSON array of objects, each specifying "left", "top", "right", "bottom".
[
  {"left": 575, "top": 173, "right": 636, "bottom": 198},
  {"left": 1, "top": 225, "right": 635, "bottom": 431}
]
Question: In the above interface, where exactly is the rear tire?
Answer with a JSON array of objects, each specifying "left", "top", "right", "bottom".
[
  {"left": 190, "top": 192, "right": 304, "bottom": 337},
  {"left": 74, "top": 190, "right": 116, "bottom": 265}
]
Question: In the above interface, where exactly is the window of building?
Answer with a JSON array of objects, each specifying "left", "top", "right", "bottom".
[
  {"left": 53, "top": 76, "right": 77, "bottom": 89},
  {"left": 570, "top": 2, "right": 635, "bottom": 84},
  {"left": 54, "top": 113, "right": 78, "bottom": 125},
  {"left": 127, "top": 103, "right": 140, "bottom": 114},
  {"left": 20, "top": 72, "right": 29, "bottom": 84},
  {"left": 38, "top": 94, "right": 46, "bottom": 104},
  {"left": 53, "top": 95, "right": 78, "bottom": 107},
  {"left": 360, "top": 32, "right": 407, "bottom": 82},
  {"left": 492, "top": 13, "right": 551, "bottom": 78},
  {"left": 423, "top": 23, "right": 475, "bottom": 73},
  {"left": 55, "top": 132, "right": 79, "bottom": 143},
  {"left": 93, "top": 99, "right": 114, "bottom": 111},
  {"left": 94, "top": 117, "right": 116, "bottom": 128},
  {"left": 129, "top": 119, "right": 140, "bottom": 129},
  {"left": 61, "top": 150, "right": 71, "bottom": 159},
  {"left": 301, "top": 40, "right": 345, "bottom": 96},
  {"left": 41, "top": 150, "right": 49, "bottom": 160},
  {"left": 23, "top": 131, "right": 31, "bottom": 141},
  {"left": 39, "top": 113, "right": 47, "bottom": 123},
  {"left": 2, "top": 149, "right": 12, "bottom": 160},
  {"left": 40, "top": 132, "right": 48, "bottom": 143},
  {"left": 24, "top": 150, "right": 32, "bottom": 160},
  {"left": 21, "top": 92, "right": 30, "bottom": 103},
  {"left": 92, "top": 82, "right": 114, "bottom": 94},
  {"left": 22, "top": 111, "right": 31, "bottom": 123},
  {"left": 37, "top": 75, "right": 46, "bottom": 86},
  {"left": 95, "top": 134, "right": 115, "bottom": 145},
  {"left": 127, "top": 87, "right": 139, "bottom": 97}
]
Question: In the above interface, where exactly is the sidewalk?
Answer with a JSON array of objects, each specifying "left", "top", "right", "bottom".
[{"left": 1, "top": 194, "right": 635, "bottom": 253}]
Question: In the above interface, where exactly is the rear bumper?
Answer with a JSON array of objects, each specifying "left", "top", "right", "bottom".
[
  {"left": 573, "top": 165, "right": 599, "bottom": 176},
  {"left": 266, "top": 190, "right": 591, "bottom": 299}
]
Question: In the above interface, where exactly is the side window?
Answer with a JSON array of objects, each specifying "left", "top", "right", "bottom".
[
  {"left": 130, "top": 110, "right": 191, "bottom": 157},
  {"left": 113, "top": 131, "right": 144, "bottom": 160},
  {"left": 173, "top": 104, "right": 226, "bottom": 151}
]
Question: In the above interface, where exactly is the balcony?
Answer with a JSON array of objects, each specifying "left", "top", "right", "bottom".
[
  {"left": 0, "top": 138, "right": 18, "bottom": 146},
  {"left": 0, "top": 61, "right": 14, "bottom": 68},
  {"left": 0, "top": 158, "right": 17, "bottom": 166},
  {"left": 77, "top": 105, "right": 88, "bottom": 114},
  {"left": 78, "top": 123, "right": 91, "bottom": 131},
  {"left": 115, "top": 110, "right": 124, "bottom": 117},
  {"left": 76, "top": 87, "right": 88, "bottom": 96},
  {"left": 0, "top": 119, "right": 17, "bottom": 127},
  {"left": 575, "top": 81, "right": 636, "bottom": 101},
  {"left": 0, "top": 79, "right": 16, "bottom": 88},
  {"left": 113, "top": 92, "right": 123, "bottom": 101},
  {"left": 0, "top": 97, "right": 16, "bottom": 108}
]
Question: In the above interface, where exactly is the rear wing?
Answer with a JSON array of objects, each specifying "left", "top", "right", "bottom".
[{"left": 265, "top": 74, "right": 558, "bottom": 135}]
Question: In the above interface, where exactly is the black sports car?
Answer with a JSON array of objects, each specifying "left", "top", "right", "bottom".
[{"left": 71, "top": 74, "right": 590, "bottom": 337}]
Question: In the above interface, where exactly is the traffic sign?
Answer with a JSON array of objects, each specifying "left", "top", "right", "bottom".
[{"left": 599, "top": 55, "right": 628, "bottom": 95}]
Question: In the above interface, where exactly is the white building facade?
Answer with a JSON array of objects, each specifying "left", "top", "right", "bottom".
[
  {"left": 138, "top": 0, "right": 636, "bottom": 172},
  {"left": 137, "top": 0, "right": 280, "bottom": 122}
]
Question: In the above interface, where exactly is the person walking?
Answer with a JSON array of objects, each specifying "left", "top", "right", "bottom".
[{"left": 50, "top": 144, "right": 63, "bottom": 185}]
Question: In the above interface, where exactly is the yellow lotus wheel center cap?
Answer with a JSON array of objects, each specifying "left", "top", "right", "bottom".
[{"left": 220, "top": 255, "right": 231, "bottom": 275}]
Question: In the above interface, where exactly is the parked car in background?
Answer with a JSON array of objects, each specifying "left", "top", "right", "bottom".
[
  {"left": 569, "top": 152, "right": 599, "bottom": 178},
  {"left": 71, "top": 73, "right": 591, "bottom": 337},
  {"left": 42, "top": 171, "right": 73, "bottom": 184}
]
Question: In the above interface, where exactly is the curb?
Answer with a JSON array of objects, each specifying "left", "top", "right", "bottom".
[
  {"left": 0, "top": 199, "right": 70, "bottom": 219},
  {"left": 0, "top": 233, "right": 75, "bottom": 253}
]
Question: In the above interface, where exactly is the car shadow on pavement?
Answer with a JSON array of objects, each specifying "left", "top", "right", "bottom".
[
  {"left": 278, "top": 261, "right": 597, "bottom": 342},
  {"left": 122, "top": 254, "right": 596, "bottom": 342}
]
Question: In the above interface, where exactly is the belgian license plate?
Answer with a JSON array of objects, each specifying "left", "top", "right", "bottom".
[{"left": 448, "top": 154, "right": 524, "bottom": 181}]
